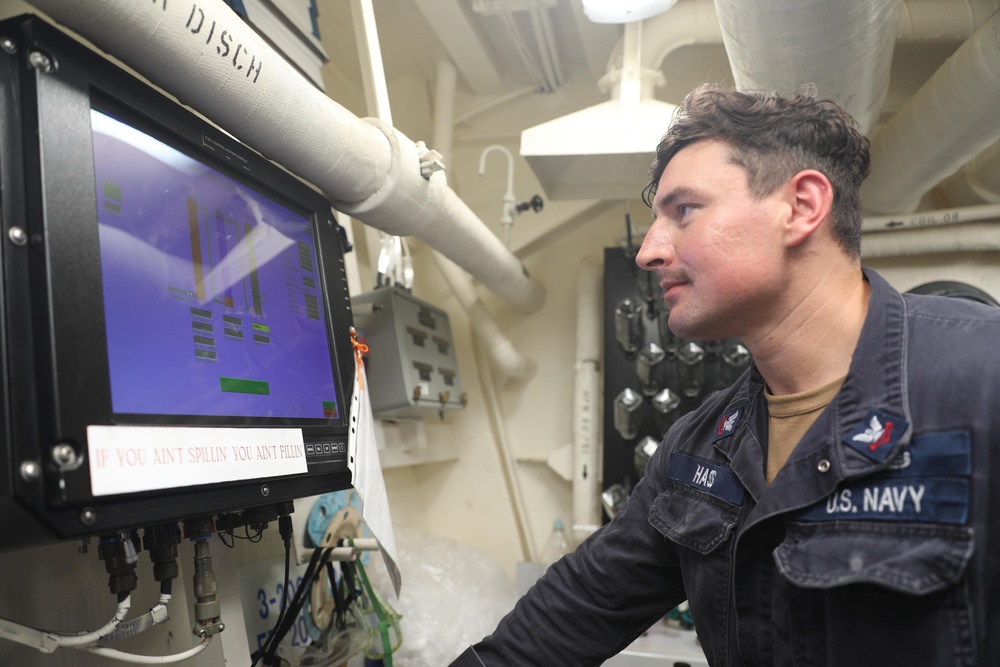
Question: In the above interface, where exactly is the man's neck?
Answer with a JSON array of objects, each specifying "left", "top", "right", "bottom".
[{"left": 746, "top": 265, "right": 870, "bottom": 396}]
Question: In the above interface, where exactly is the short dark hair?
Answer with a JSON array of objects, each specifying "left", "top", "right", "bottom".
[{"left": 643, "top": 84, "right": 871, "bottom": 257}]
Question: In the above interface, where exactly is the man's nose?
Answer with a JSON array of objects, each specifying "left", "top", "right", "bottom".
[{"left": 635, "top": 222, "right": 672, "bottom": 271}]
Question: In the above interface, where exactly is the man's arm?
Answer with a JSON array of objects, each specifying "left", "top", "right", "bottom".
[{"left": 452, "top": 462, "right": 687, "bottom": 666}]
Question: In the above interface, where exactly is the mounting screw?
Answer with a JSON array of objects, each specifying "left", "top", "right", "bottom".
[
  {"left": 19, "top": 460, "right": 41, "bottom": 482},
  {"left": 80, "top": 508, "right": 97, "bottom": 526},
  {"left": 259, "top": 484, "right": 270, "bottom": 497},
  {"left": 27, "top": 51, "right": 54, "bottom": 73},
  {"left": 8, "top": 227, "right": 27, "bottom": 246},
  {"left": 52, "top": 443, "right": 78, "bottom": 468},
  {"left": 0, "top": 37, "right": 16, "bottom": 55}
]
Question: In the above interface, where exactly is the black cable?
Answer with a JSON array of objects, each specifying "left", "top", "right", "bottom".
[
  {"left": 250, "top": 538, "right": 305, "bottom": 667},
  {"left": 327, "top": 560, "right": 347, "bottom": 630},
  {"left": 267, "top": 549, "right": 330, "bottom": 663},
  {"left": 252, "top": 546, "right": 332, "bottom": 667},
  {"left": 277, "top": 516, "right": 292, "bottom": 625},
  {"left": 251, "top": 536, "right": 293, "bottom": 667}
]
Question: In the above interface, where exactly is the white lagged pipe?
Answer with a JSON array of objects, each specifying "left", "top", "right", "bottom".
[
  {"left": 430, "top": 59, "right": 535, "bottom": 379},
  {"left": 572, "top": 257, "right": 603, "bottom": 544},
  {"left": 434, "top": 256, "right": 535, "bottom": 380},
  {"left": 862, "top": 202, "right": 1000, "bottom": 233},
  {"left": 27, "top": 0, "right": 543, "bottom": 312},
  {"left": 862, "top": 222, "right": 1000, "bottom": 258}
]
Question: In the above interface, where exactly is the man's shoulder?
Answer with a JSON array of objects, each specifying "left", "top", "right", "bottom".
[
  {"left": 903, "top": 290, "right": 1000, "bottom": 341},
  {"left": 901, "top": 291, "right": 1000, "bottom": 373}
]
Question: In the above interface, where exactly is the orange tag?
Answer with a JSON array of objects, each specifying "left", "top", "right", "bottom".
[{"left": 350, "top": 328, "right": 369, "bottom": 391}]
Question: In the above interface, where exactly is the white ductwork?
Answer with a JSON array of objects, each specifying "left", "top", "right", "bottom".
[
  {"left": 896, "top": 0, "right": 997, "bottom": 42},
  {"left": 27, "top": 0, "right": 544, "bottom": 313},
  {"left": 939, "top": 139, "right": 1000, "bottom": 206},
  {"left": 714, "top": 0, "right": 902, "bottom": 135},
  {"left": 895, "top": 1, "right": 1000, "bottom": 209},
  {"left": 862, "top": 7, "right": 1000, "bottom": 214},
  {"left": 521, "top": 0, "right": 724, "bottom": 201},
  {"left": 572, "top": 256, "right": 603, "bottom": 544}
]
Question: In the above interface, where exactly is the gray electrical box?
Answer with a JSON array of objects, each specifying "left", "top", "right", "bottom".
[{"left": 352, "top": 287, "right": 466, "bottom": 419}]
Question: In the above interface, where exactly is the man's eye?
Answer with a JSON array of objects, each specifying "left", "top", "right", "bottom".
[{"left": 678, "top": 204, "right": 694, "bottom": 217}]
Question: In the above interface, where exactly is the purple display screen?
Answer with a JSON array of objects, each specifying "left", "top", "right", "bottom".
[{"left": 91, "top": 109, "right": 340, "bottom": 420}]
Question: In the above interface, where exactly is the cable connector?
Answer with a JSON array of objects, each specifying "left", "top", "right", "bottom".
[
  {"left": 184, "top": 518, "right": 225, "bottom": 638},
  {"left": 97, "top": 532, "right": 139, "bottom": 597},
  {"left": 143, "top": 522, "right": 181, "bottom": 584},
  {"left": 190, "top": 538, "right": 224, "bottom": 637}
]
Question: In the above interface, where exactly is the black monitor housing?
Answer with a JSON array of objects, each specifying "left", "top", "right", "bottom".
[{"left": 0, "top": 15, "right": 355, "bottom": 550}]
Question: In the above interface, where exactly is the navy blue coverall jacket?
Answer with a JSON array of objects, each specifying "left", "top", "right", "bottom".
[{"left": 453, "top": 268, "right": 1000, "bottom": 666}]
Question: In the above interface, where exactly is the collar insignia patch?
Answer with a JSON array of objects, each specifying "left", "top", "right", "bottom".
[
  {"left": 843, "top": 409, "right": 908, "bottom": 462},
  {"left": 712, "top": 406, "right": 743, "bottom": 441}
]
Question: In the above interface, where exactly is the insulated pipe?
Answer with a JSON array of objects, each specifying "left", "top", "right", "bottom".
[
  {"left": 862, "top": 223, "right": 1000, "bottom": 258},
  {"left": 862, "top": 203, "right": 1000, "bottom": 233},
  {"left": 435, "top": 258, "right": 536, "bottom": 380},
  {"left": 432, "top": 59, "right": 457, "bottom": 169},
  {"left": 712, "top": 0, "right": 902, "bottom": 135},
  {"left": 430, "top": 60, "right": 534, "bottom": 380},
  {"left": 943, "top": 139, "right": 1000, "bottom": 205},
  {"left": 27, "top": 0, "right": 544, "bottom": 313},
  {"left": 862, "top": 8, "right": 1000, "bottom": 214},
  {"left": 572, "top": 256, "right": 603, "bottom": 545},
  {"left": 896, "top": 0, "right": 997, "bottom": 41}
]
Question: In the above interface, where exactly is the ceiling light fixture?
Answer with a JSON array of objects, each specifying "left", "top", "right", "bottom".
[{"left": 580, "top": 0, "right": 676, "bottom": 24}]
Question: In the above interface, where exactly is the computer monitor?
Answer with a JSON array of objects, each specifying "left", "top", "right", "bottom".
[{"left": 0, "top": 15, "right": 355, "bottom": 549}]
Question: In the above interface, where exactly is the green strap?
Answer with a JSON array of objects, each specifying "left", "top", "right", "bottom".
[{"left": 351, "top": 539, "right": 394, "bottom": 667}]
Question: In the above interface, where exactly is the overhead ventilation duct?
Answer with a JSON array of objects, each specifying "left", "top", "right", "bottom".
[
  {"left": 520, "top": 0, "right": 721, "bottom": 201},
  {"left": 862, "top": 7, "right": 1000, "bottom": 214},
  {"left": 713, "top": 0, "right": 902, "bottom": 135}
]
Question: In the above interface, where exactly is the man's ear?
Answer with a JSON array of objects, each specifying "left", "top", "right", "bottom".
[{"left": 785, "top": 169, "right": 834, "bottom": 248}]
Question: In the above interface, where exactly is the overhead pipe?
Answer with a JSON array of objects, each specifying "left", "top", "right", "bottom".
[
  {"left": 862, "top": 202, "right": 1000, "bottom": 233},
  {"left": 531, "top": 7, "right": 564, "bottom": 89},
  {"left": 434, "top": 257, "right": 536, "bottom": 380},
  {"left": 862, "top": 7, "right": 1000, "bottom": 214},
  {"left": 862, "top": 223, "right": 1000, "bottom": 258},
  {"left": 27, "top": 0, "right": 544, "bottom": 313},
  {"left": 431, "top": 60, "right": 534, "bottom": 380}
]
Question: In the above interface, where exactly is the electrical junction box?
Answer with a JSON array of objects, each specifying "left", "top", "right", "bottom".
[{"left": 352, "top": 287, "right": 466, "bottom": 419}]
